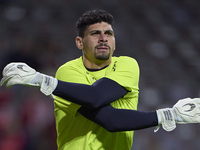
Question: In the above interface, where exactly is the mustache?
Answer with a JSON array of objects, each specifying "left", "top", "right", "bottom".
[{"left": 95, "top": 43, "right": 110, "bottom": 49}]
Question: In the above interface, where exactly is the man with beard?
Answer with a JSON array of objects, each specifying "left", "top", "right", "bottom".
[{"left": 1, "top": 9, "right": 200, "bottom": 150}]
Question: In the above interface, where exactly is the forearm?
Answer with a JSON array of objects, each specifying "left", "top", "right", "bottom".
[
  {"left": 78, "top": 105, "right": 158, "bottom": 132},
  {"left": 53, "top": 78, "right": 127, "bottom": 109}
]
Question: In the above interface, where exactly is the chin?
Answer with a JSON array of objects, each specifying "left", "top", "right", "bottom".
[
  {"left": 96, "top": 55, "right": 110, "bottom": 60},
  {"left": 95, "top": 52, "right": 111, "bottom": 60}
]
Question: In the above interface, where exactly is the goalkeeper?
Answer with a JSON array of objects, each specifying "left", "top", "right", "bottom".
[{"left": 1, "top": 9, "right": 200, "bottom": 150}]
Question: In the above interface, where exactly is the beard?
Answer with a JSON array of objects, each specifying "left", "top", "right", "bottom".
[
  {"left": 94, "top": 44, "right": 111, "bottom": 60},
  {"left": 95, "top": 51, "right": 111, "bottom": 60}
]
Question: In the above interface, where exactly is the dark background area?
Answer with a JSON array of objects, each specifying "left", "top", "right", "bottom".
[{"left": 0, "top": 0, "right": 200, "bottom": 149}]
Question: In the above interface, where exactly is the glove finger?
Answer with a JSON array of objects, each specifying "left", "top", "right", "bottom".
[
  {"left": 193, "top": 98, "right": 200, "bottom": 105},
  {"left": 193, "top": 98, "right": 200, "bottom": 112},
  {"left": 0, "top": 75, "right": 12, "bottom": 86},
  {"left": 2, "top": 62, "right": 31, "bottom": 76},
  {"left": 0, "top": 70, "right": 20, "bottom": 86},
  {"left": 5, "top": 76, "right": 21, "bottom": 88},
  {"left": 2, "top": 63, "right": 16, "bottom": 76},
  {"left": 174, "top": 97, "right": 191, "bottom": 107},
  {"left": 0, "top": 74, "right": 19, "bottom": 87},
  {"left": 0, "top": 68, "right": 18, "bottom": 85}
]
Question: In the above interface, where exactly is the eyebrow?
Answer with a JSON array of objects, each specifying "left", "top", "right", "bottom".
[{"left": 89, "top": 30, "right": 114, "bottom": 34}]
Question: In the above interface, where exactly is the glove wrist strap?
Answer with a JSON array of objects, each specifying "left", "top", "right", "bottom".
[
  {"left": 40, "top": 74, "right": 58, "bottom": 96},
  {"left": 154, "top": 108, "right": 176, "bottom": 132}
]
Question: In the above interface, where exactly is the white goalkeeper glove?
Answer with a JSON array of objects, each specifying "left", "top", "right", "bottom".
[
  {"left": 155, "top": 97, "right": 200, "bottom": 132},
  {"left": 0, "top": 62, "right": 58, "bottom": 96}
]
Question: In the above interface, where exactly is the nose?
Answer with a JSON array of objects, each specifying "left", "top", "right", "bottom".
[{"left": 98, "top": 33, "right": 107, "bottom": 43}]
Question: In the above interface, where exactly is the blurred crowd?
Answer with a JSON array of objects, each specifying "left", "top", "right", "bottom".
[{"left": 0, "top": 0, "right": 200, "bottom": 150}]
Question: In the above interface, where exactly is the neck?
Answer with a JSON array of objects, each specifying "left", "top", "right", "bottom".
[{"left": 83, "top": 57, "right": 111, "bottom": 69}]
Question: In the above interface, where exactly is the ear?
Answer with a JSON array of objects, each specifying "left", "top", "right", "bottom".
[{"left": 76, "top": 36, "right": 83, "bottom": 50}]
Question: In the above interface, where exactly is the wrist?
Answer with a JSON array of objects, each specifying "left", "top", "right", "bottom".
[
  {"left": 155, "top": 108, "right": 176, "bottom": 132},
  {"left": 40, "top": 74, "right": 58, "bottom": 96}
]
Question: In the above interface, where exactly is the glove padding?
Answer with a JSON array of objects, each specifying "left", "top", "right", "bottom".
[
  {"left": 155, "top": 98, "right": 200, "bottom": 132},
  {"left": 0, "top": 62, "right": 58, "bottom": 96},
  {"left": 174, "top": 98, "right": 200, "bottom": 124}
]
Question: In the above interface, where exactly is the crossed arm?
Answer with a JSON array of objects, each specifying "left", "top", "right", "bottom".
[
  {"left": 2, "top": 62, "right": 200, "bottom": 132},
  {"left": 53, "top": 78, "right": 158, "bottom": 132}
]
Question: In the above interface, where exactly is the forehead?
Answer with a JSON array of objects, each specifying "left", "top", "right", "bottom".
[{"left": 86, "top": 22, "right": 113, "bottom": 32}]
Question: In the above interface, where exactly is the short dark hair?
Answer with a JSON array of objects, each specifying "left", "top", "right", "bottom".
[{"left": 76, "top": 9, "right": 114, "bottom": 38}]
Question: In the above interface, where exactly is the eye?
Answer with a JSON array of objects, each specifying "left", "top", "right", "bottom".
[
  {"left": 105, "top": 31, "right": 113, "bottom": 36},
  {"left": 90, "top": 31, "right": 100, "bottom": 36},
  {"left": 91, "top": 33, "right": 99, "bottom": 35}
]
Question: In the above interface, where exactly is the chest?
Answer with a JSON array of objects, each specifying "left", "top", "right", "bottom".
[{"left": 85, "top": 64, "right": 114, "bottom": 84}]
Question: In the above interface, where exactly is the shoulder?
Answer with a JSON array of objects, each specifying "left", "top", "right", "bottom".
[
  {"left": 57, "top": 57, "right": 82, "bottom": 71},
  {"left": 112, "top": 56, "right": 139, "bottom": 66},
  {"left": 59, "top": 57, "right": 82, "bottom": 68},
  {"left": 55, "top": 57, "right": 84, "bottom": 77}
]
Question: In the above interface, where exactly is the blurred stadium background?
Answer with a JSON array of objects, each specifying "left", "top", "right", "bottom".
[{"left": 0, "top": 0, "right": 200, "bottom": 149}]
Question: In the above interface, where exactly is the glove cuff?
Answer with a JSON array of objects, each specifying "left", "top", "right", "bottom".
[
  {"left": 155, "top": 108, "right": 176, "bottom": 132},
  {"left": 40, "top": 74, "right": 58, "bottom": 96}
]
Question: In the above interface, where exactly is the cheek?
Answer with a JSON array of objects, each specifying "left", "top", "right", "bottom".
[
  {"left": 83, "top": 42, "right": 93, "bottom": 50},
  {"left": 111, "top": 39, "right": 116, "bottom": 51},
  {"left": 83, "top": 39, "right": 97, "bottom": 49},
  {"left": 113, "top": 42, "right": 116, "bottom": 50},
  {"left": 82, "top": 41, "right": 96, "bottom": 54}
]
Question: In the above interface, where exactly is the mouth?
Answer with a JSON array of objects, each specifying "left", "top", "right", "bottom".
[
  {"left": 95, "top": 44, "right": 110, "bottom": 52},
  {"left": 97, "top": 46, "right": 109, "bottom": 51}
]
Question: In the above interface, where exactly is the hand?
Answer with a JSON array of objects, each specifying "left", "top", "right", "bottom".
[
  {"left": 1, "top": 62, "right": 41, "bottom": 87},
  {"left": 173, "top": 98, "right": 200, "bottom": 124},
  {"left": 155, "top": 98, "right": 200, "bottom": 132},
  {"left": 0, "top": 62, "right": 58, "bottom": 96}
]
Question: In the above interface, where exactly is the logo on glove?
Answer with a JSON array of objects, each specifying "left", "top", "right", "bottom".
[
  {"left": 17, "top": 65, "right": 29, "bottom": 72},
  {"left": 183, "top": 103, "right": 196, "bottom": 112}
]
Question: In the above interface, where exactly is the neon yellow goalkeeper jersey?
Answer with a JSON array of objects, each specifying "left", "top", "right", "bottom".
[{"left": 54, "top": 56, "right": 140, "bottom": 150}]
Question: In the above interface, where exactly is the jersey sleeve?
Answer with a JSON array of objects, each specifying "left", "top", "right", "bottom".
[
  {"left": 54, "top": 63, "right": 88, "bottom": 117},
  {"left": 105, "top": 56, "right": 140, "bottom": 92}
]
